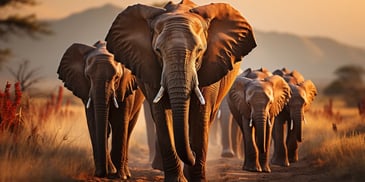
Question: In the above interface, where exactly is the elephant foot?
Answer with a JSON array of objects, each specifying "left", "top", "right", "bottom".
[
  {"left": 289, "top": 157, "right": 298, "bottom": 163},
  {"left": 165, "top": 174, "right": 188, "bottom": 182},
  {"left": 271, "top": 158, "right": 290, "bottom": 167},
  {"left": 94, "top": 168, "right": 107, "bottom": 178},
  {"left": 261, "top": 164, "right": 271, "bottom": 173},
  {"left": 242, "top": 163, "right": 262, "bottom": 172},
  {"left": 152, "top": 157, "right": 163, "bottom": 171},
  {"left": 221, "top": 149, "right": 235, "bottom": 158},
  {"left": 107, "top": 172, "right": 121, "bottom": 179},
  {"left": 107, "top": 165, "right": 131, "bottom": 180}
]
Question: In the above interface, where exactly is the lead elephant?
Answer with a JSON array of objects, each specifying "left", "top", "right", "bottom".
[
  {"left": 57, "top": 41, "right": 145, "bottom": 179},
  {"left": 105, "top": 0, "right": 256, "bottom": 181},
  {"left": 227, "top": 74, "right": 291, "bottom": 172},
  {"left": 271, "top": 68, "right": 317, "bottom": 166}
]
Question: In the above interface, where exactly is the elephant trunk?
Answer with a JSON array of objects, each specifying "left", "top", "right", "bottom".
[
  {"left": 167, "top": 65, "right": 196, "bottom": 165},
  {"left": 253, "top": 113, "right": 267, "bottom": 153},
  {"left": 92, "top": 84, "right": 109, "bottom": 176},
  {"left": 169, "top": 92, "right": 195, "bottom": 166},
  {"left": 292, "top": 109, "right": 304, "bottom": 142}
]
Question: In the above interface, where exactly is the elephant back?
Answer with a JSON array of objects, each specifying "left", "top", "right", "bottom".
[{"left": 240, "top": 67, "right": 273, "bottom": 80}]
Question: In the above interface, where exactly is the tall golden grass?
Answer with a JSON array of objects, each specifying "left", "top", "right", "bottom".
[
  {"left": 301, "top": 96, "right": 365, "bottom": 181},
  {"left": 0, "top": 83, "right": 364, "bottom": 181},
  {"left": 0, "top": 84, "right": 93, "bottom": 182}
]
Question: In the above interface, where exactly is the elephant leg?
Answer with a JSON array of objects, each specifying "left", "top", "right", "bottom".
[
  {"left": 143, "top": 101, "right": 157, "bottom": 163},
  {"left": 152, "top": 139, "right": 163, "bottom": 171},
  {"left": 122, "top": 108, "right": 141, "bottom": 179},
  {"left": 209, "top": 115, "right": 219, "bottom": 146},
  {"left": 221, "top": 112, "right": 235, "bottom": 158},
  {"left": 106, "top": 123, "right": 117, "bottom": 175},
  {"left": 240, "top": 119, "right": 261, "bottom": 172},
  {"left": 152, "top": 104, "right": 186, "bottom": 182},
  {"left": 231, "top": 121, "right": 243, "bottom": 159},
  {"left": 286, "top": 129, "right": 299, "bottom": 163},
  {"left": 271, "top": 119, "right": 289, "bottom": 167},
  {"left": 109, "top": 105, "right": 129, "bottom": 179},
  {"left": 258, "top": 120, "right": 273, "bottom": 173}
]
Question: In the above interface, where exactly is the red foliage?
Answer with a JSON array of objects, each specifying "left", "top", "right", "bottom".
[{"left": 0, "top": 82, "right": 23, "bottom": 133}]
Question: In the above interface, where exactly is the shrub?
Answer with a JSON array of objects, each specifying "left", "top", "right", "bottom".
[{"left": 0, "top": 82, "right": 22, "bottom": 134}]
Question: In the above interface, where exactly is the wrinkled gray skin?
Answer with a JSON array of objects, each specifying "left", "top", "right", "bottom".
[
  {"left": 227, "top": 71, "right": 291, "bottom": 173},
  {"left": 57, "top": 41, "right": 145, "bottom": 179},
  {"left": 272, "top": 68, "right": 317, "bottom": 167},
  {"left": 105, "top": 0, "right": 256, "bottom": 181}
]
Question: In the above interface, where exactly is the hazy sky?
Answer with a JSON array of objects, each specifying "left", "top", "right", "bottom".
[{"left": 17, "top": 0, "right": 365, "bottom": 48}]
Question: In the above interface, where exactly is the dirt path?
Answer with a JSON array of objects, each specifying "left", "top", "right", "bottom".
[
  {"left": 125, "top": 158, "right": 329, "bottom": 182},
  {"left": 83, "top": 147, "right": 332, "bottom": 182}
]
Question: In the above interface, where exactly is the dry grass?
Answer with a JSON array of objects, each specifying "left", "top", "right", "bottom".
[
  {"left": 300, "top": 96, "right": 365, "bottom": 181},
  {"left": 0, "top": 84, "right": 93, "bottom": 182}
]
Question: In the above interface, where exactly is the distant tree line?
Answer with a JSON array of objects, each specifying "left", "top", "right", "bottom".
[{"left": 324, "top": 64, "right": 365, "bottom": 106}]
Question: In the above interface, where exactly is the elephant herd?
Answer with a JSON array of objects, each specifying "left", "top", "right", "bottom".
[{"left": 57, "top": 0, "right": 317, "bottom": 181}]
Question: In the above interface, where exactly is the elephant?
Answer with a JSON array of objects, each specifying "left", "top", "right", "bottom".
[
  {"left": 215, "top": 96, "right": 243, "bottom": 158},
  {"left": 271, "top": 68, "right": 317, "bottom": 166},
  {"left": 105, "top": 0, "right": 256, "bottom": 181},
  {"left": 227, "top": 73, "right": 291, "bottom": 173},
  {"left": 57, "top": 41, "right": 145, "bottom": 179},
  {"left": 218, "top": 68, "right": 273, "bottom": 158}
]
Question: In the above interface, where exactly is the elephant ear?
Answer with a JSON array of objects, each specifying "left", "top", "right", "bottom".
[
  {"left": 241, "top": 68, "right": 253, "bottom": 77},
  {"left": 116, "top": 65, "right": 139, "bottom": 101},
  {"left": 228, "top": 77, "right": 252, "bottom": 118},
  {"left": 57, "top": 43, "right": 94, "bottom": 101},
  {"left": 266, "top": 75, "right": 291, "bottom": 117},
  {"left": 191, "top": 3, "right": 257, "bottom": 86},
  {"left": 286, "top": 70, "right": 305, "bottom": 84},
  {"left": 273, "top": 67, "right": 292, "bottom": 77},
  {"left": 300, "top": 80, "right": 318, "bottom": 111},
  {"left": 105, "top": 4, "right": 166, "bottom": 88}
]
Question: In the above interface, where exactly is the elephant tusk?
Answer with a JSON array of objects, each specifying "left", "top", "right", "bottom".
[
  {"left": 113, "top": 96, "right": 119, "bottom": 108},
  {"left": 268, "top": 118, "right": 272, "bottom": 127},
  {"left": 194, "top": 86, "right": 205, "bottom": 105},
  {"left": 153, "top": 86, "right": 165, "bottom": 104},
  {"left": 290, "top": 120, "right": 294, "bottom": 130},
  {"left": 86, "top": 97, "right": 91, "bottom": 109},
  {"left": 303, "top": 118, "right": 307, "bottom": 125},
  {"left": 249, "top": 119, "right": 253, "bottom": 127}
]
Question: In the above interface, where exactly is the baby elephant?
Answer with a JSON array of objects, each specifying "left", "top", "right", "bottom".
[
  {"left": 227, "top": 72, "right": 291, "bottom": 173},
  {"left": 57, "top": 41, "right": 144, "bottom": 179},
  {"left": 271, "top": 68, "right": 317, "bottom": 167}
]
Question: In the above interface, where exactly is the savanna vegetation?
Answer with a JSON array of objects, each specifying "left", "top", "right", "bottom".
[
  {"left": 0, "top": 79, "right": 364, "bottom": 181},
  {"left": 324, "top": 64, "right": 365, "bottom": 106}
]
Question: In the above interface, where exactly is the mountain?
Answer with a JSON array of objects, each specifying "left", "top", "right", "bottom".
[
  {"left": 243, "top": 31, "right": 365, "bottom": 85},
  {"left": 1, "top": 4, "right": 364, "bottom": 90}
]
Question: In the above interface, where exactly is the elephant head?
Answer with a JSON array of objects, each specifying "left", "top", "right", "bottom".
[
  {"left": 228, "top": 75, "right": 291, "bottom": 153},
  {"left": 106, "top": 0, "right": 256, "bottom": 165},
  {"left": 57, "top": 41, "right": 138, "bottom": 177}
]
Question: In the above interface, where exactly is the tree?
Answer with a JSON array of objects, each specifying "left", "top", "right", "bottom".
[
  {"left": 0, "top": 0, "right": 51, "bottom": 69},
  {"left": 324, "top": 64, "right": 365, "bottom": 106},
  {"left": 7, "top": 60, "right": 43, "bottom": 92}
]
